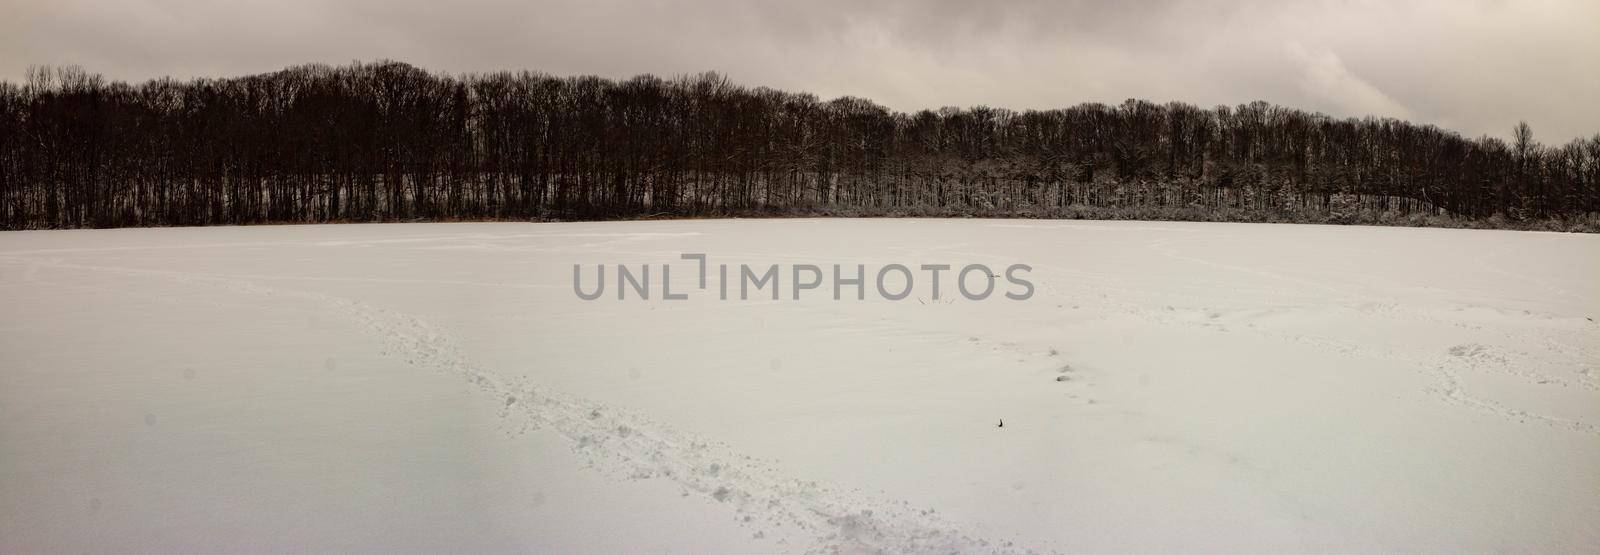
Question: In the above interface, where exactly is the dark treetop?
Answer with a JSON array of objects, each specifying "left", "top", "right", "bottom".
[{"left": 2, "top": 62, "right": 1596, "bottom": 230}]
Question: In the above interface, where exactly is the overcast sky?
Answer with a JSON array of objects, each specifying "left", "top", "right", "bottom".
[{"left": 3, "top": 0, "right": 1596, "bottom": 143}]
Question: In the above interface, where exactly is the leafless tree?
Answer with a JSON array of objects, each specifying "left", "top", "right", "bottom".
[{"left": 1, "top": 62, "right": 1595, "bottom": 230}]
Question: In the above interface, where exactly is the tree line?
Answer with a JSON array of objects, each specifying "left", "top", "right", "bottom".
[{"left": 2, "top": 61, "right": 1597, "bottom": 230}]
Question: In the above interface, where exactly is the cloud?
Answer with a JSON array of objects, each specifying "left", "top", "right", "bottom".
[{"left": 1286, "top": 42, "right": 1413, "bottom": 120}]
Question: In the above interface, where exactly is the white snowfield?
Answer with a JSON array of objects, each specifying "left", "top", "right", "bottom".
[{"left": 1, "top": 220, "right": 1597, "bottom": 554}]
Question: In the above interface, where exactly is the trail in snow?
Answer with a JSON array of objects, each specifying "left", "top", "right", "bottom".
[{"left": 23, "top": 258, "right": 1053, "bottom": 555}]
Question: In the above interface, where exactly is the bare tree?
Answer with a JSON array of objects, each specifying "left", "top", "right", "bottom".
[{"left": 0, "top": 62, "right": 1595, "bottom": 230}]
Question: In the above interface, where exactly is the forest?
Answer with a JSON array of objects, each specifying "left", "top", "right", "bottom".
[{"left": 1, "top": 61, "right": 1597, "bottom": 230}]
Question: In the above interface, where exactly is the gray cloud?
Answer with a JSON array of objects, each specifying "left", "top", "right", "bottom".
[
  {"left": 1287, "top": 42, "right": 1413, "bottom": 121},
  {"left": 2, "top": 0, "right": 1596, "bottom": 142}
]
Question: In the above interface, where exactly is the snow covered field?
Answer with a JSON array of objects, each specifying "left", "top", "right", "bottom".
[{"left": 2, "top": 219, "right": 1597, "bottom": 554}]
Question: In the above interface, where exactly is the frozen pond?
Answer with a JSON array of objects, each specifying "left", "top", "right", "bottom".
[{"left": 2, "top": 220, "right": 1597, "bottom": 553}]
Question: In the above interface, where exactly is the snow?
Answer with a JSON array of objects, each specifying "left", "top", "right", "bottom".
[{"left": 2, "top": 219, "right": 1597, "bottom": 554}]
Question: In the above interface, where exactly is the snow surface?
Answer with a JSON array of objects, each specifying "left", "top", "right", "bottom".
[{"left": 2, "top": 219, "right": 1597, "bottom": 554}]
